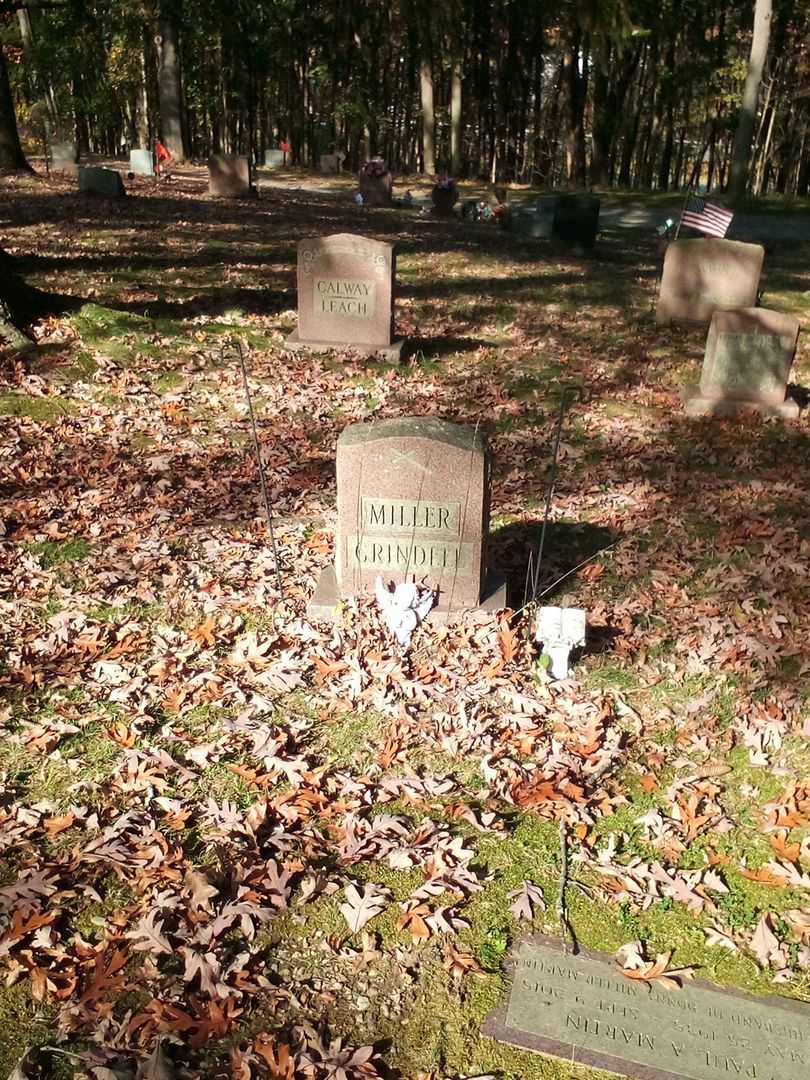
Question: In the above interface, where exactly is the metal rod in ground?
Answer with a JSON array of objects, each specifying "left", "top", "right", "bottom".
[
  {"left": 523, "top": 385, "right": 584, "bottom": 607},
  {"left": 229, "top": 339, "right": 283, "bottom": 596}
]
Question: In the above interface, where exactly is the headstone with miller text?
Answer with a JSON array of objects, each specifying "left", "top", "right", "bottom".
[
  {"left": 286, "top": 233, "right": 404, "bottom": 362},
  {"left": 307, "top": 416, "right": 506, "bottom": 623},
  {"left": 656, "top": 238, "right": 764, "bottom": 324},
  {"left": 484, "top": 935, "right": 809, "bottom": 1080},
  {"left": 682, "top": 307, "right": 800, "bottom": 418}
]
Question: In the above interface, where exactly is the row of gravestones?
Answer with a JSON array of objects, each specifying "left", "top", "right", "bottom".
[
  {"left": 287, "top": 230, "right": 803, "bottom": 624},
  {"left": 51, "top": 151, "right": 282, "bottom": 198},
  {"left": 656, "top": 238, "right": 800, "bottom": 418}
]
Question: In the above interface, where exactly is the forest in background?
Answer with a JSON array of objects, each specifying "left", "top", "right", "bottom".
[{"left": 2, "top": 0, "right": 810, "bottom": 196}]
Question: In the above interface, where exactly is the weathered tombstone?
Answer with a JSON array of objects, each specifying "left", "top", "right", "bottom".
[
  {"left": 553, "top": 194, "right": 600, "bottom": 252},
  {"left": 682, "top": 307, "right": 800, "bottom": 418},
  {"left": 78, "top": 167, "right": 126, "bottom": 197},
  {"left": 50, "top": 142, "right": 77, "bottom": 174},
  {"left": 286, "top": 233, "right": 404, "bottom": 362},
  {"left": 265, "top": 149, "right": 284, "bottom": 169},
  {"left": 320, "top": 151, "right": 345, "bottom": 174},
  {"left": 656, "top": 238, "right": 764, "bottom": 325},
  {"left": 431, "top": 181, "right": 459, "bottom": 216},
  {"left": 129, "top": 148, "right": 153, "bottom": 176},
  {"left": 308, "top": 417, "right": 506, "bottom": 623},
  {"left": 358, "top": 161, "right": 393, "bottom": 207},
  {"left": 208, "top": 155, "right": 251, "bottom": 197},
  {"left": 484, "top": 935, "right": 810, "bottom": 1080}
]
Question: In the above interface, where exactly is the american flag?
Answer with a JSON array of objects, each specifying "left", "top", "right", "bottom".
[{"left": 680, "top": 195, "right": 734, "bottom": 238}]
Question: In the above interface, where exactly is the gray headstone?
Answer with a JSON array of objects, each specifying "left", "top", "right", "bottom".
[
  {"left": 50, "top": 143, "right": 77, "bottom": 173},
  {"left": 78, "top": 167, "right": 126, "bottom": 197},
  {"left": 484, "top": 935, "right": 810, "bottom": 1080},
  {"left": 129, "top": 148, "right": 153, "bottom": 176},
  {"left": 286, "top": 233, "right": 404, "bottom": 362},
  {"left": 208, "top": 155, "right": 251, "bottom": 197},
  {"left": 509, "top": 195, "right": 600, "bottom": 249},
  {"left": 683, "top": 307, "right": 800, "bottom": 418},
  {"left": 308, "top": 417, "right": 505, "bottom": 623},
  {"left": 265, "top": 149, "right": 284, "bottom": 169},
  {"left": 656, "top": 239, "right": 764, "bottom": 325}
]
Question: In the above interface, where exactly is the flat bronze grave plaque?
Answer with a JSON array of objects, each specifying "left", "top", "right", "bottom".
[{"left": 483, "top": 935, "right": 809, "bottom": 1080}]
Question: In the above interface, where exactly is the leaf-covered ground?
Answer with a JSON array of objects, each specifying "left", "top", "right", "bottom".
[{"left": 2, "top": 166, "right": 810, "bottom": 1080}]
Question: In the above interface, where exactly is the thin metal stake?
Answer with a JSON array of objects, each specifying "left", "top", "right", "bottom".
[
  {"left": 524, "top": 385, "right": 585, "bottom": 607},
  {"left": 227, "top": 339, "right": 283, "bottom": 596}
]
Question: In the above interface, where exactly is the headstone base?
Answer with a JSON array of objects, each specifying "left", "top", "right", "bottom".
[
  {"left": 681, "top": 385, "right": 799, "bottom": 419},
  {"left": 285, "top": 328, "right": 405, "bottom": 364},
  {"left": 307, "top": 565, "right": 507, "bottom": 625}
]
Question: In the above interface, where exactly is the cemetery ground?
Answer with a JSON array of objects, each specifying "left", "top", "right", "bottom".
[{"left": 2, "top": 164, "right": 810, "bottom": 1080}]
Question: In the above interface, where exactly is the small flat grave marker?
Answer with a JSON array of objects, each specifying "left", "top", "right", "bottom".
[
  {"left": 484, "top": 935, "right": 809, "bottom": 1080},
  {"left": 656, "top": 238, "right": 764, "bottom": 324},
  {"left": 683, "top": 307, "right": 800, "bottom": 418},
  {"left": 286, "top": 233, "right": 404, "bottom": 362},
  {"left": 129, "top": 148, "right": 153, "bottom": 175},
  {"left": 78, "top": 166, "right": 126, "bottom": 197},
  {"left": 208, "top": 155, "right": 251, "bottom": 197},
  {"left": 308, "top": 416, "right": 506, "bottom": 623}
]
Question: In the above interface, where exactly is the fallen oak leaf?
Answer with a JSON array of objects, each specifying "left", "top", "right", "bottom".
[
  {"left": 397, "top": 902, "right": 432, "bottom": 942},
  {"left": 339, "top": 882, "right": 390, "bottom": 933},
  {"left": 749, "top": 913, "right": 783, "bottom": 969},
  {"left": 507, "top": 880, "right": 546, "bottom": 921},
  {"left": 615, "top": 941, "right": 694, "bottom": 990},
  {"left": 703, "top": 926, "right": 739, "bottom": 952},
  {"left": 136, "top": 1039, "right": 175, "bottom": 1080}
]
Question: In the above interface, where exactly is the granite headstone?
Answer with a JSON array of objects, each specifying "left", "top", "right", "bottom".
[
  {"left": 359, "top": 171, "right": 393, "bottom": 207},
  {"left": 308, "top": 417, "right": 506, "bottom": 623},
  {"left": 265, "top": 149, "right": 285, "bottom": 169},
  {"left": 484, "top": 935, "right": 809, "bottom": 1080},
  {"left": 682, "top": 307, "right": 800, "bottom": 418},
  {"left": 129, "top": 148, "right": 153, "bottom": 176},
  {"left": 208, "top": 155, "right": 251, "bottom": 197},
  {"left": 50, "top": 142, "right": 77, "bottom": 174},
  {"left": 286, "top": 233, "right": 404, "bottom": 361},
  {"left": 656, "top": 239, "right": 765, "bottom": 325},
  {"left": 78, "top": 167, "right": 126, "bottom": 197}
]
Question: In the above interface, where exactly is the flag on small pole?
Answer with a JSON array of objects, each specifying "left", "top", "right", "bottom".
[{"left": 679, "top": 195, "right": 734, "bottom": 239}]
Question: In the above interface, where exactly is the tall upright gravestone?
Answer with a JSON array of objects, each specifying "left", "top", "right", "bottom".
[
  {"left": 50, "top": 143, "right": 77, "bottom": 174},
  {"left": 308, "top": 417, "right": 506, "bottom": 623},
  {"left": 286, "top": 234, "right": 404, "bottom": 362},
  {"left": 129, "top": 148, "right": 153, "bottom": 176},
  {"left": 656, "top": 239, "right": 764, "bottom": 324}
]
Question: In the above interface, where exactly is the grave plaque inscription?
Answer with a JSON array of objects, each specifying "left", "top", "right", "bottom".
[
  {"left": 484, "top": 935, "right": 809, "bottom": 1080},
  {"left": 307, "top": 417, "right": 506, "bottom": 623}
]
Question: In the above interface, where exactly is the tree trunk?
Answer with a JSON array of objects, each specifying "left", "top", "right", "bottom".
[
  {"left": 157, "top": 1, "right": 186, "bottom": 160},
  {"left": 0, "top": 47, "right": 32, "bottom": 174},
  {"left": 729, "top": 0, "right": 772, "bottom": 201},
  {"left": 420, "top": 55, "right": 435, "bottom": 174},
  {"left": 450, "top": 58, "right": 462, "bottom": 176},
  {"left": 563, "top": 28, "right": 588, "bottom": 186}
]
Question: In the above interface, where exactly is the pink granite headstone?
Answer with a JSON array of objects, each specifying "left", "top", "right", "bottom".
[
  {"left": 286, "top": 233, "right": 404, "bottom": 362},
  {"left": 308, "top": 417, "right": 506, "bottom": 622}
]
